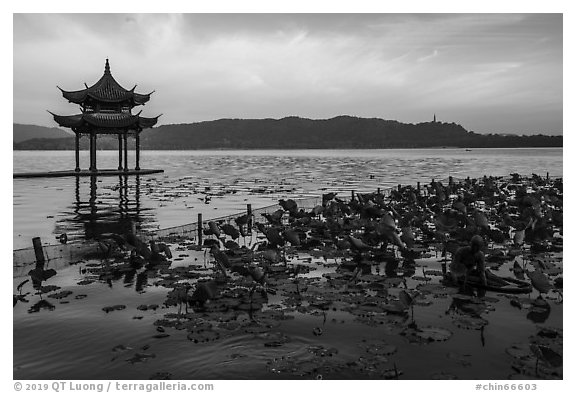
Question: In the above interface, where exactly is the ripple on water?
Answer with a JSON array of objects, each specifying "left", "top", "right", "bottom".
[{"left": 13, "top": 149, "right": 562, "bottom": 249}]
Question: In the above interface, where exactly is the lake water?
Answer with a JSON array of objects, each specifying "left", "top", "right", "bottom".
[
  {"left": 13, "top": 148, "right": 562, "bottom": 250},
  {"left": 12, "top": 148, "right": 563, "bottom": 380}
]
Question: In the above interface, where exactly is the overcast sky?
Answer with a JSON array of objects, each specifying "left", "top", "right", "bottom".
[{"left": 13, "top": 13, "right": 562, "bottom": 135}]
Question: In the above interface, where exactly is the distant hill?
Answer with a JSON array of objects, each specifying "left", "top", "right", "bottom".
[
  {"left": 12, "top": 135, "right": 125, "bottom": 150},
  {"left": 13, "top": 116, "right": 562, "bottom": 150},
  {"left": 13, "top": 124, "right": 73, "bottom": 144}
]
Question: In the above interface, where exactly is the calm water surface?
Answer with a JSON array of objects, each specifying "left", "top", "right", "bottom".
[
  {"left": 13, "top": 148, "right": 562, "bottom": 249},
  {"left": 13, "top": 148, "right": 563, "bottom": 380}
]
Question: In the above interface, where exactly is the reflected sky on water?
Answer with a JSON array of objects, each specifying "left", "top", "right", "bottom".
[
  {"left": 13, "top": 148, "right": 562, "bottom": 249},
  {"left": 12, "top": 149, "right": 563, "bottom": 380}
]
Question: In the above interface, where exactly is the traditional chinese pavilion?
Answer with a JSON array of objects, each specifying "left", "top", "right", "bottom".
[{"left": 49, "top": 59, "right": 161, "bottom": 173}]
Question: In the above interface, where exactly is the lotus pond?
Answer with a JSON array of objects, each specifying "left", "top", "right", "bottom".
[{"left": 13, "top": 174, "right": 563, "bottom": 380}]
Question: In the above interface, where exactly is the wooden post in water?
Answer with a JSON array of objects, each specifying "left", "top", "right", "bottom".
[
  {"left": 547, "top": 172, "right": 549, "bottom": 181},
  {"left": 398, "top": 184, "right": 401, "bottom": 192},
  {"left": 351, "top": 190, "right": 355, "bottom": 201},
  {"left": 197, "top": 213, "right": 203, "bottom": 247},
  {"left": 247, "top": 204, "right": 252, "bottom": 235},
  {"left": 417, "top": 182, "right": 421, "bottom": 192},
  {"left": 32, "top": 237, "right": 45, "bottom": 268}
]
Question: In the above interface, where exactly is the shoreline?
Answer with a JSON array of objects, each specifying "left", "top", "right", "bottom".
[{"left": 13, "top": 146, "right": 563, "bottom": 152}]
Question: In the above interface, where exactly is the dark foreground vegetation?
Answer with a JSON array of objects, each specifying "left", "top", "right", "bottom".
[{"left": 15, "top": 173, "right": 563, "bottom": 379}]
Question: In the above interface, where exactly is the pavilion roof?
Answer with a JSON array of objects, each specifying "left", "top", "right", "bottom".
[
  {"left": 49, "top": 111, "right": 160, "bottom": 132},
  {"left": 58, "top": 59, "right": 153, "bottom": 106}
]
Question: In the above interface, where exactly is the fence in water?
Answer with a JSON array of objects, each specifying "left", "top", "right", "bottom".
[
  {"left": 12, "top": 184, "right": 396, "bottom": 273},
  {"left": 13, "top": 173, "right": 560, "bottom": 275},
  {"left": 141, "top": 172, "right": 561, "bottom": 243}
]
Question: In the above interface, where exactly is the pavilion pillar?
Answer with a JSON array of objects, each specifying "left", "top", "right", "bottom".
[
  {"left": 89, "top": 133, "right": 94, "bottom": 171},
  {"left": 135, "top": 132, "right": 141, "bottom": 170},
  {"left": 123, "top": 132, "right": 128, "bottom": 171},
  {"left": 74, "top": 132, "right": 80, "bottom": 172},
  {"left": 92, "top": 133, "right": 97, "bottom": 171},
  {"left": 118, "top": 134, "right": 123, "bottom": 171}
]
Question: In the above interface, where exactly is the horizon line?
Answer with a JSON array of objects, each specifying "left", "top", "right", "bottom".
[{"left": 13, "top": 115, "right": 563, "bottom": 136}]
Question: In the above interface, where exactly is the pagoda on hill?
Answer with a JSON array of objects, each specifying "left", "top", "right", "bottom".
[{"left": 49, "top": 59, "right": 161, "bottom": 173}]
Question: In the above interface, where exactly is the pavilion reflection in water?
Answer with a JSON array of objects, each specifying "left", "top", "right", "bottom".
[{"left": 54, "top": 175, "right": 156, "bottom": 243}]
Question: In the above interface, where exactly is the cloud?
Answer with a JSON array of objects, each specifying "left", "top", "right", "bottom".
[
  {"left": 417, "top": 49, "right": 439, "bottom": 62},
  {"left": 13, "top": 13, "right": 562, "bottom": 134}
]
